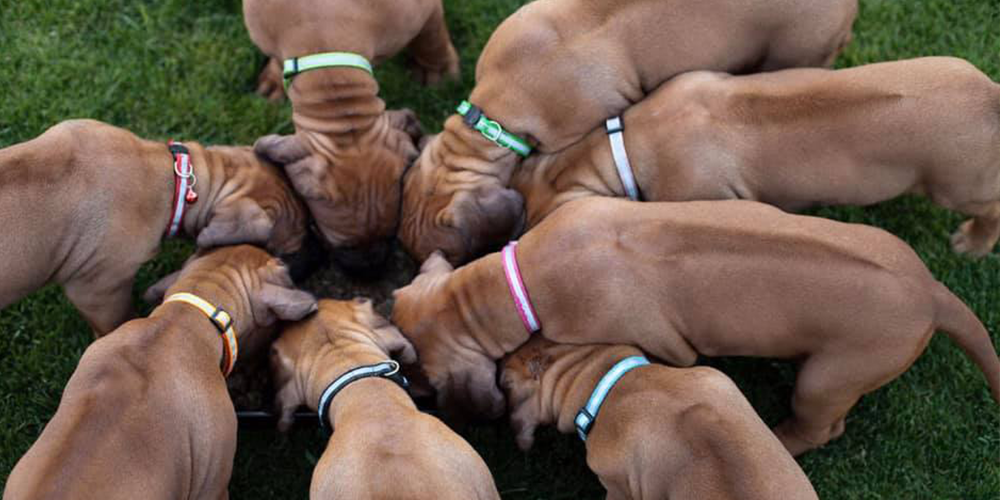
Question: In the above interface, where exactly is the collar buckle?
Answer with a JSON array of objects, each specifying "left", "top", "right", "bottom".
[
  {"left": 163, "top": 293, "right": 239, "bottom": 377},
  {"left": 456, "top": 100, "right": 533, "bottom": 157}
]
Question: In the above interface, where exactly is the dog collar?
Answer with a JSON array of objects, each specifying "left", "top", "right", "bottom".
[
  {"left": 317, "top": 360, "right": 409, "bottom": 433},
  {"left": 163, "top": 292, "right": 239, "bottom": 377},
  {"left": 282, "top": 52, "right": 374, "bottom": 89},
  {"left": 164, "top": 141, "right": 198, "bottom": 238},
  {"left": 605, "top": 117, "right": 641, "bottom": 201},
  {"left": 502, "top": 241, "right": 541, "bottom": 333},
  {"left": 457, "top": 101, "right": 533, "bottom": 157},
  {"left": 575, "top": 355, "right": 649, "bottom": 441}
]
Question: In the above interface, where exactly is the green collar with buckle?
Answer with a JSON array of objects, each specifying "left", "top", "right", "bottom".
[
  {"left": 282, "top": 52, "right": 373, "bottom": 89},
  {"left": 456, "top": 100, "right": 533, "bottom": 157}
]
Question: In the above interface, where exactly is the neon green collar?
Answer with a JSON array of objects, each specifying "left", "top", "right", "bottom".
[
  {"left": 282, "top": 52, "right": 373, "bottom": 89},
  {"left": 456, "top": 101, "right": 533, "bottom": 157}
]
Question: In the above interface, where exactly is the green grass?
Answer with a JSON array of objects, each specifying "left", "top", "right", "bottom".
[{"left": 1, "top": 0, "right": 998, "bottom": 497}]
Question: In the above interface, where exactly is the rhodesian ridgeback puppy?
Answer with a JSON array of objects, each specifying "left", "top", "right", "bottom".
[
  {"left": 245, "top": 0, "right": 460, "bottom": 271},
  {"left": 392, "top": 198, "right": 1000, "bottom": 455},
  {"left": 513, "top": 57, "right": 1000, "bottom": 256},
  {"left": 399, "top": 0, "right": 858, "bottom": 265},
  {"left": 0, "top": 119, "right": 309, "bottom": 335},
  {"left": 3, "top": 245, "right": 318, "bottom": 500},
  {"left": 501, "top": 338, "right": 819, "bottom": 500},
  {"left": 270, "top": 299, "right": 501, "bottom": 500}
]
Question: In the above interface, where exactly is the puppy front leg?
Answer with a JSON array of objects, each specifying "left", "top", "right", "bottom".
[{"left": 65, "top": 276, "right": 135, "bottom": 337}]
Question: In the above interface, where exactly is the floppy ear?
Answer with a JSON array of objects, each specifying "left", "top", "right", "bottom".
[
  {"left": 252, "top": 259, "right": 319, "bottom": 322},
  {"left": 282, "top": 155, "right": 335, "bottom": 200},
  {"left": 473, "top": 185, "right": 526, "bottom": 240},
  {"left": 420, "top": 250, "right": 455, "bottom": 275},
  {"left": 354, "top": 299, "right": 418, "bottom": 364},
  {"left": 254, "top": 134, "right": 311, "bottom": 165},
  {"left": 437, "top": 185, "right": 525, "bottom": 263},
  {"left": 143, "top": 270, "right": 182, "bottom": 304},
  {"left": 510, "top": 394, "right": 541, "bottom": 451},
  {"left": 259, "top": 283, "right": 318, "bottom": 322},
  {"left": 385, "top": 108, "right": 424, "bottom": 143},
  {"left": 197, "top": 199, "right": 275, "bottom": 249},
  {"left": 500, "top": 366, "right": 543, "bottom": 450},
  {"left": 269, "top": 341, "right": 304, "bottom": 433}
]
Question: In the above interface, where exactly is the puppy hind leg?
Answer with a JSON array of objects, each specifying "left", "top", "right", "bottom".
[
  {"left": 773, "top": 357, "right": 863, "bottom": 456},
  {"left": 406, "top": 2, "right": 460, "bottom": 86},
  {"left": 65, "top": 276, "right": 135, "bottom": 337},
  {"left": 950, "top": 200, "right": 1000, "bottom": 257}
]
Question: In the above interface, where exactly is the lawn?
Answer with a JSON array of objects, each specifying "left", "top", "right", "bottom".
[{"left": 1, "top": 0, "right": 998, "bottom": 498}]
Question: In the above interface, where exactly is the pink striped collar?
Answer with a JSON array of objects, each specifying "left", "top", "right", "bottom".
[{"left": 501, "top": 241, "right": 541, "bottom": 333}]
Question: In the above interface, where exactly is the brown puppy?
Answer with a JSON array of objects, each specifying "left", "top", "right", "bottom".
[
  {"left": 501, "top": 338, "right": 819, "bottom": 500},
  {"left": 400, "top": 0, "right": 858, "bottom": 265},
  {"left": 270, "top": 299, "right": 501, "bottom": 500},
  {"left": 392, "top": 198, "right": 1000, "bottom": 455},
  {"left": 245, "top": 0, "right": 460, "bottom": 268},
  {"left": 3, "top": 245, "right": 318, "bottom": 500},
  {"left": 514, "top": 57, "right": 1000, "bottom": 256},
  {"left": 0, "top": 119, "right": 309, "bottom": 335}
]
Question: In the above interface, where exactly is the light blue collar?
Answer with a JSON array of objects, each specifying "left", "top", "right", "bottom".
[{"left": 574, "top": 355, "right": 650, "bottom": 441}]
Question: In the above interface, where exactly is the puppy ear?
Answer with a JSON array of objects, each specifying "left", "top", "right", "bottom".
[
  {"left": 353, "top": 299, "right": 418, "bottom": 364},
  {"left": 270, "top": 342, "right": 303, "bottom": 433},
  {"left": 420, "top": 250, "right": 455, "bottom": 275},
  {"left": 253, "top": 260, "right": 319, "bottom": 322},
  {"left": 254, "top": 134, "right": 311, "bottom": 165},
  {"left": 143, "top": 270, "right": 182, "bottom": 304},
  {"left": 259, "top": 284, "right": 318, "bottom": 321},
  {"left": 282, "top": 155, "right": 336, "bottom": 200},
  {"left": 197, "top": 199, "right": 274, "bottom": 249},
  {"left": 385, "top": 108, "right": 424, "bottom": 143},
  {"left": 500, "top": 369, "right": 543, "bottom": 451},
  {"left": 473, "top": 185, "right": 525, "bottom": 241},
  {"left": 437, "top": 185, "right": 525, "bottom": 263}
]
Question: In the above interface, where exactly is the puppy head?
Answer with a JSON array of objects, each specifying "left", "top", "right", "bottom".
[
  {"left": 195, "top": 146, "right": 309, "bottom": 257},
  {"left": 150, "top": 245, "right": 318, "bottom": 359},
  {"left": 391, "top": 252, "right": 506, "bottom": 420},
  {"left": 270, "top": 298, "right": 417, "bottom": 432},
  {"left": 399, "top": 147, "right": 526, "bottom": 266},
  {"left": 500, "top": 337, "right": 559, "bottom": 450},
  {"left": 255, "top": 128, "right": 417, "bottom": 273}
]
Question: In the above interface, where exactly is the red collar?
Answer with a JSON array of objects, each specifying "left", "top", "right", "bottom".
[{"left": 164, "top": 141, "right": 198, "bottom": 238}]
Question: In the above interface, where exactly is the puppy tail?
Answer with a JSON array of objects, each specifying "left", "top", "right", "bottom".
[{"left": 932, "top": 281, "right": 1000, "bottom": 403}]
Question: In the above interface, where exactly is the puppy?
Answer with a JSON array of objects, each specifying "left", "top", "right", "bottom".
[
  {"left": 400, "top": 0, "right": 858, "bottom": 265},
  {"left": 501, "top": 338, "right": 819, "bottom": 500},
  {"left": 514, "top": 57, "right": 1000, "bottom": 256},
  {"left": 245, "top": 0, "right": 460, "bottom": 270},
  {"left": 270, "top": 299, "right": 501, "bottom": 500},
  {"left": 0, "top": 119, "right": 309, "bottom": 335},
  {"left": 392, "top": 198, "right": 1000, "bottom": 455},
  {"left": 3, "top": 245, "right": 318, "bottom": 500}
]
